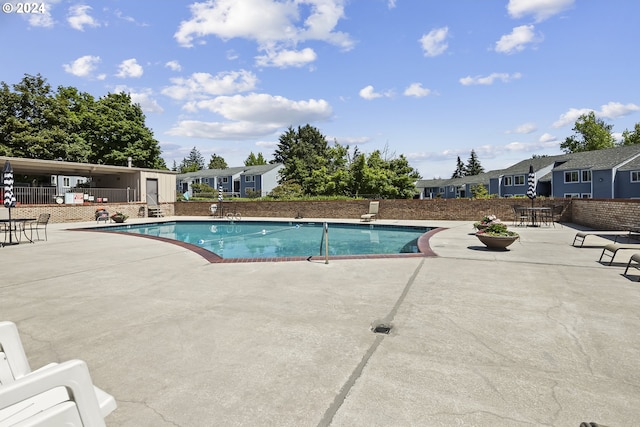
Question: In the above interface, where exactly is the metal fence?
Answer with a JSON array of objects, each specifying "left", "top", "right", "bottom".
[{"left": 13, "top": 186, "right": 140, "bottom": 204}]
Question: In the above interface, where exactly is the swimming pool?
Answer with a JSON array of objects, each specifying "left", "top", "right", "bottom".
[{"left": 95, "top": 220, "right": 437, "bottom": 262}]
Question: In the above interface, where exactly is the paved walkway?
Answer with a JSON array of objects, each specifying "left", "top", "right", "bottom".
[{"left": 1, "top": 218, "right": 638, "bottom": 426}]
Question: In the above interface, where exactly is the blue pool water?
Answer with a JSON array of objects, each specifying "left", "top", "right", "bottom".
[{"left": 102, "top": 221, "right": 432, "bottom": 259}]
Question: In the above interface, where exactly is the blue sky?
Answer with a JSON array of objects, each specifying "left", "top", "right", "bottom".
[{"left": 1, "top": 0, "right": 639, "bottom": 178}]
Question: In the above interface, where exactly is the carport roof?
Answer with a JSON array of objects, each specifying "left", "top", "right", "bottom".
[{"left": 0, "top": 156, "right": 175, "bottom": 177}]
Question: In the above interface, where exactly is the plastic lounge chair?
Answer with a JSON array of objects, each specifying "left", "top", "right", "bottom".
[
  {"left": 0, "top": 359, "right": 107, "bottom": 426},
  {"left": 0, "top": 321, "right": 116, "bottom": 421},
  {"left": 25, "top": 213, "right": 50, "bottom": 241},
  {"left": 598, "top": 243, "right": 640, "bottom": 266},
  {"left": 360, "top": 201, "right": 379, "bottom": 222},
  {"left": 623, "top": 253, "right": 640, "bottom": 281},
  {"left": 573, "top": 230, "right": 640, "bottom": 247}
]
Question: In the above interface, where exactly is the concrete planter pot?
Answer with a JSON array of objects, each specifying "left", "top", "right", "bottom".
[{"left": 475, "top": 233, "right": 519, "bottom": 250}]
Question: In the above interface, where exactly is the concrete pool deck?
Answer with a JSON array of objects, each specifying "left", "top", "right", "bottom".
[{"left": 1, "top": 217, "right": 639, "bottom": 426}]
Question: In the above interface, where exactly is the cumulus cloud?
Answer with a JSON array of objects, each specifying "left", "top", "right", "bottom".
[
  {"left": 162, "top": 70, "right": 258, "bottom": 100},
  {"left": 539, "top": 133, "right": 557, "bottom": 143},
  {"left": 255, "top": 47, "right": 317, "bottom": 68},
  {"left": 165, "top": 60, "right": 182, "bottom": 72},
  {"left": 507, "top": 0, "right": 575, "bottom": 22},
  {"left": 459, "top": 72, "right": 522, "bottom": 86},
  {"left": 116, "top": 58, "right": 144, "bottom": 78},
  {"left": 359, "top": 85, "right": 393, "bottom": 100},
  {"left": 113, "top": 85, "right": 163, "bottom": 114},
  {"left": 419, "top": 27, "right": 448, "bottom": 57},
  {"left": 506, "top": 122, "right": 537, "bottom": 134},
  {"left": 63, "top": 55, "right": 104, "bottom": 79},
  {"left": 167, "top": 93, "right": 332, "bottom": 140},
  {"left": 67, "top": 5, "right": 100, "bottom": 31},
  {"left": 403, "top": 83, "right": 431, "bottom": 97},
  {"left": 173, "top": 0, "right": 353, "bottom": 69},
  {"left": 552, "top": 102, "right": 640, "bottom": 128},
  {"left": 495, "top": 25, "right": 540, "bottom": 54}
]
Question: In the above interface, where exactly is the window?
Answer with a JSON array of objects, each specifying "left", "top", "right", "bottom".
[
  {"left": 244, "top": 175, "right": 255, "bottom": 182},
  {"left": 631, "top": 171, "right": 640, "bottom": 182},
  {"left": 503, "top": 176, "right": 513, "bottom": 186},
  {"left": 563, "top": 193, "right": 580, "bottom": 198},
  {"left": 564, "top": 171, "right": 579, "bottom": 183},
  {"left": 514, "top": 175, "right": 525, "bottom": 185},
  {"left": 63, "top": 177, "right": 70, "bottom": 186},
  {"left": 581, "top": 170, "right": 591, "bottom": 182},
  {"left": 581, "top": 193, "right": 592, "bottom": 198},
  {"left": 221, "top": 177, "right": 228, "bottom": 183}
]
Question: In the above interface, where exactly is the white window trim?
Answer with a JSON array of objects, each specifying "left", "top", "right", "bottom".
[
  {"left": 581, "top": 193, "right": 592, "bottom": 198},
  {"left": 244, "top": 175, "right": 255, "bottom": 182},
  {"left": 503, "top": 176, "right": 513, "bottom": 186},
  {"left": 564, "top": 171, "right": 579, "bottom": 183},
  {"left": 221, "top": 177, "right": 228, "bottom": 183},
  {"left": 631, "top": 170, "right": 640, "bottom": 183},
  {"left": 564, "top": 192, "right": 581, "bottom": 198},
  {"left": 581, "top": 170, "right": 592, "bottom": 182},
  {"left": 514, "top": 175, "right": 525, "bottom": 186}
]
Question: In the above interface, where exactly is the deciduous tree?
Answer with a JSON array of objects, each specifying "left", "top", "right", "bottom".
[{"left": 560, "top": 111, "right": 615, "bottom": 153}]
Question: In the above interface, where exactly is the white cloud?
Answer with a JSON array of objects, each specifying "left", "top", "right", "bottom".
[
  {"left": 63, "top": 55, "right": 101, "bottom": 78},
  {"left": 174, "top": 0, "right": 354, "bottom": 52},
  {"left": 403, "top": 83, "right": 431, "bottom": 98},
  {"left": 507, "top": 0, "right": 575, "bottom": 22},
  {"left": 116, "top": 58, "right": 144, "bottom": 78},
  {"left": 506, "top": 122, "right": 537, "bottom": 134},
  {"left": 419, "top": 27, "right": 448, "bottom": 57},
  {"left": 165, "top": 60, "right": 182, "bottom": 72},
  {"left": 113, "top": 85, "right": 164, "bottom": 114},
  {"left": 162, "top": 70, "right": 258, "bottom": 100},
  {"left": 359, "top": 85, "right": 393, "bottom": 100},
  {"left": 599, "top": 101, "right": 640, "bottom": 119},
  {"left": 67, "top": 5, "right": 100, "bottom": 31},
  {"left": 255, "top": 47, "right": 317, "bottom": 68},
  {"left": 552, "top": 102, "right": 640, "bottom": 128},
  {"left": 459, "top": 72, "right": 522, "bottom": 86},
  {"left": 167, "top": 92, "right": 332, "bottom": 140},
  {"left": 388, "top": 0, "right": 397, "bottom": 8},
  {"left": 539, "top": 133, "right": 557, "bottom": 143},
  {"left": 495, "top": 25, "right": 539, "bottom": 54}
]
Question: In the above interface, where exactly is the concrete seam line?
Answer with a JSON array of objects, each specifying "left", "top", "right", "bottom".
[{"left": 316, "top": 258, "right": 426, "bottom": 427}]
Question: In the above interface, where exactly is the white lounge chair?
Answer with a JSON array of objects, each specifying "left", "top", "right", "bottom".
[
  {"left": 360, "top": 201, "right": 379, "bottom": 222},
  {"left": 0, "top": 321, "right": 116, "bottom": 424}
]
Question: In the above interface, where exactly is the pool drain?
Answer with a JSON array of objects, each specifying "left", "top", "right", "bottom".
[{"left": 372, "top": 323, "right": 392, "bottom": 334}]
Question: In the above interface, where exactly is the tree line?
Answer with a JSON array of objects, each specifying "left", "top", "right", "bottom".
[{"left": 0, "top": 74, "right": 165, "bottom": 169}]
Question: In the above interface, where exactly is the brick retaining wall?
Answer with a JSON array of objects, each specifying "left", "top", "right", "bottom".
[
  {"left": 175, "top": 198, "right": 572, "bottom": 223},
  {"left": 2, "top": 202, "right": 173, "bottom": 224},
  {"left": 571, "top": 199, "right": 640, "bottom": 230},
  {"left": 7, "top": 198, "right": 638, "bottom": 231}
]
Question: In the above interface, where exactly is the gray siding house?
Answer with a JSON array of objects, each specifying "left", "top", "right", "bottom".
[{"left": 416, "top": 145, "right": 640, "bottom": 199}]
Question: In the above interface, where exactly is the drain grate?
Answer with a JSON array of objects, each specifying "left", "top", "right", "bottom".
[{"left": 372, "top": 324, "right": 392, "bottom": 334}]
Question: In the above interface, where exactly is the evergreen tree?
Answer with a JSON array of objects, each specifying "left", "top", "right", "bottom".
[
  {"left": 465, "top": 150, "right": 484, "bottom": 176},
  {"left": 179, "top": 147, "right": 204, "bottom": 173},
  {"left": 244, "top": 152, "right": 267, "bottom": 166},
  {"left": 451, "top": 156, "right": 465, "bottom": 178},
  {"left": 208, "top": 153, "right": 228, "bottom": 169}
]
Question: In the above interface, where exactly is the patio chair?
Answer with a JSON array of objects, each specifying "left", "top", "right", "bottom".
[
  {"left": 360, "top": 201, "right": 379, "bottom": 222},
  {"left": 0, "top": 321, "right": 116, "bottom": 422},
  {"left": 511, "top": 205, "right": 528, "bottom": 227},
  {"left": 26, "top": 213, "right": 51, "bottom": 241},
  {"left": 623, "top": 253, "right": 640, "bottom": 281},
  {"left": 0, "top": 359, "right": 108, "bottom": 426}
]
